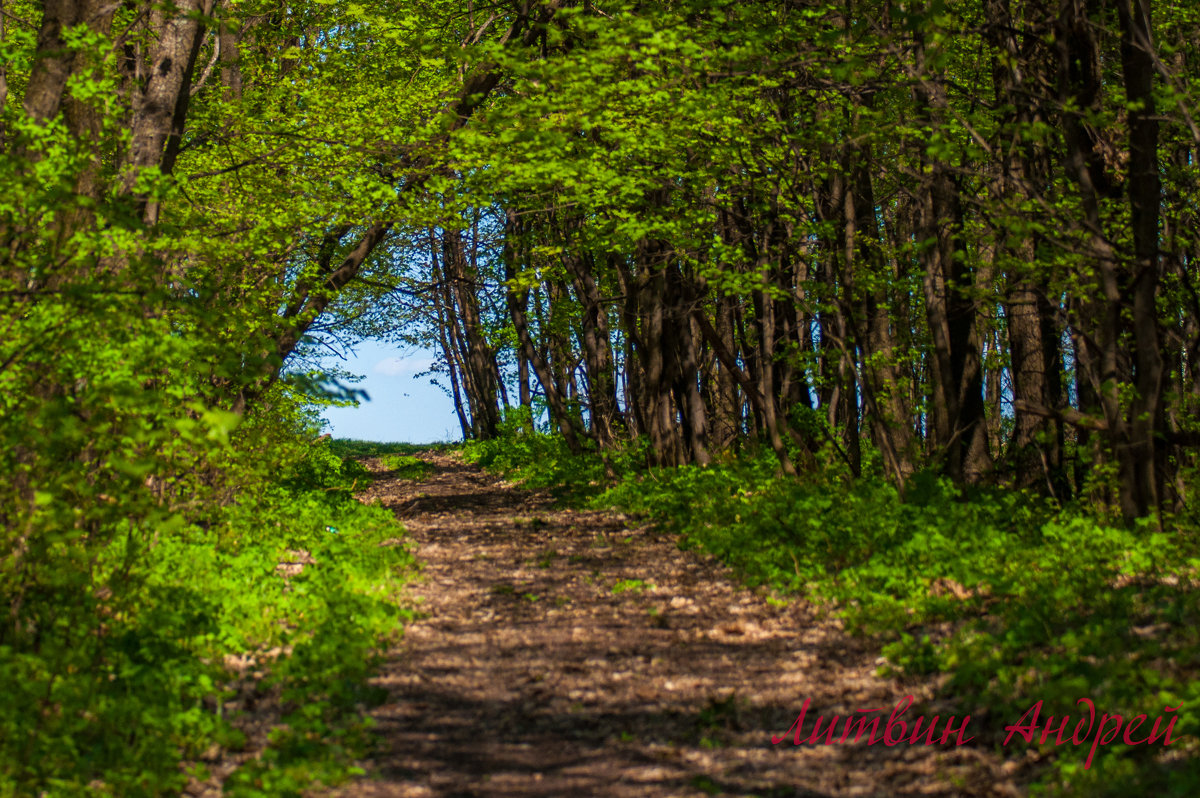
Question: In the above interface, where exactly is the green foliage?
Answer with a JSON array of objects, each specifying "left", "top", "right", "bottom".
[
  {"left": 611, "top": 578, "right": 651, "bottom": 594},
  {"left": 461, "top": 415, "right": 650, "bottom": 499},
  {"left": 282, "top": 439, "right": 376, "bottom": 499},
  {"left": 462, "top": 424, "right": 589, "bottom": 481},
  {"left": 7, "top": 0, "right": 1200, "bottom": 794},
  {"left": 377, "top": 454, "right": 433, "bottom": 481},
  {"left": 0, "top": 379, "right": 413, "bottom": 796},
  {"left": 329, "top": 439, "right": 450, "bottom": 459}
]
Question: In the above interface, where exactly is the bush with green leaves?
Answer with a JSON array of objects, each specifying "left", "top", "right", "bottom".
[
  {"left": 462, "top": 412, "right": 650, "bottom": 499},
  {"left": 377, "top": 455, "right": 433, "bottom": 481},
  {"left": 0, "top": 355, "right": 414, "bottom": 797}
]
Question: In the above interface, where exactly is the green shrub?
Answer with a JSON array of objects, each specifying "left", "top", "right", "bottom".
[
  {"left": 378, "top": 454, "right": 433, "bottom": 480},
  {"left": 0, "top": 381, "right": 414, "bottom": 797},
  {"left": 462, "top": 412, "right": 650, "bottom": 499}
]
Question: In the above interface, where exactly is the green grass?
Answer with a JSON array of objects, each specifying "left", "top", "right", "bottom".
[
  {"left": 328, "top": 439, "right": 453, "bottom": 459},
  {"left": 377, "top": 454, "right": 433, "bottom": 480},
  {"left": 0, "top": 427, "right": 416, "bottom": 797}
]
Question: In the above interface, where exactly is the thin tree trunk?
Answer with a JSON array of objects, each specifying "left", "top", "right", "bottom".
[
  {"left": 1118, "top": 0, "right": 1165, "bottom": 519},
  {"left": 912, "top": 38, "right": 992, "bottom": 482}
]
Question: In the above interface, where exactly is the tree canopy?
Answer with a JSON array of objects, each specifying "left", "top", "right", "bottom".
[{"left": 3, "top": 0, "right": 1200, "bottom": 793}]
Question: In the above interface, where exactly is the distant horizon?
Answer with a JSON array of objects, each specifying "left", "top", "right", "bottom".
[{"left": 318, "top": 339, "right": 463, "bottom": 444}]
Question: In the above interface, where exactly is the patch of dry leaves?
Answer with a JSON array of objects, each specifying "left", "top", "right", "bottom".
[{"left": 312, "top": 452, "right": 1030, "bottom": 798}]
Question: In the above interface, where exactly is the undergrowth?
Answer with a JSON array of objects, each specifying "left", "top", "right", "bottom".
[
  {"left": 329, "top": 439, "right": 452, "bottom": 459},
  {"left": 463, "top": 429, "right": 1200, "bottom": 796},
  {"left": 0, "top": 394, "right": 415, "bottom": 797},
  {"left": 377, "top": 454, "right": 434, "bottom": 480}
]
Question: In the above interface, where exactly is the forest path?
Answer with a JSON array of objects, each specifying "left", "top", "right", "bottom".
[{"left": 326, "top": 451, "right": 1020, "bottom": 798}]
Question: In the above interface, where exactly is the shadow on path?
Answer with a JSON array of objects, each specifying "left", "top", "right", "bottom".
[{"left": 323, "top": 452, "right": 1020, "bottom": 798}]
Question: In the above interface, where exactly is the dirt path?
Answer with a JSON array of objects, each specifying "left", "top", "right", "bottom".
[{"left": 327, "top": 451, "right": 1023, "bottom": 798}]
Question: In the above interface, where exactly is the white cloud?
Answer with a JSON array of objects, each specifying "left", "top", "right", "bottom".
[{"left": 374, "top": 354, "right": 436, "bottom": 377}]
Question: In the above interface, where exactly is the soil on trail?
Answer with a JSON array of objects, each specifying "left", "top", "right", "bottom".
[{"left": 327, "top": 451, "right": 1024, "bottom": 798}]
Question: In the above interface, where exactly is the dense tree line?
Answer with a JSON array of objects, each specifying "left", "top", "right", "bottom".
[
  {"left": 405, "top": 0, "right": 1200, "bottom": 525},
  {"left": 5, "top": 0, "right": 1199, "bottom": 675},
  {"left": 3, "top": 0, "right": 1198, "bottom": 790},
  {"left": 2, "top": 0, "right": 556, "bottom": 547},
  {"left": 4, "top": 2, "right": 532, "bottom": 788},
  {"left": 6, "top": 0, "right": 1190, "bottom": 527}
]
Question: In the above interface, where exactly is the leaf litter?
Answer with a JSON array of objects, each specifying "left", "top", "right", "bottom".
[{"left": 316, "top": 450, "right": 1026, "bottom": 798}]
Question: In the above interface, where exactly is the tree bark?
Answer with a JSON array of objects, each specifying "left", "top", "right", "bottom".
[
  {"left": 1118, "top": 0, "right": 1165, "bottom": 519},
  {"left": 912, "top": 33, "right": 992, "bottom": 482}
]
